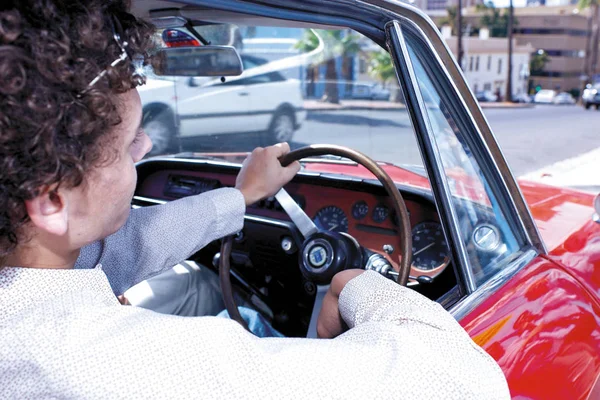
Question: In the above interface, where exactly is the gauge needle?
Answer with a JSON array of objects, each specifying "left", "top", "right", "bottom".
[
  {"left": 413, "top": 242, "right": 435, "bottom": 256},
  {"left": 328, "top": 224, "right": 338, "bottom": 231}
]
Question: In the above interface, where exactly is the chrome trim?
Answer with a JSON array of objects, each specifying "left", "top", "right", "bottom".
[
  {"left": 388, "top": 21, "right": 476, "bottom": 293},
  {"left": 472, "top": 224, "right": 501, "bottom": 252},
  {"left": 363, "top": 0, "right": 546, "bottom": 256},
  {"left": 302, "top": 238, "right": 335, "bottom": 273},
  {"left": 132, "top": 195, "right": 166, "bottom": 205},
  {"left": 449, "top": 248, "right": 537, "bottom": 321},
  {"left": 307, "top": 285, "right": 328, "bottom": 338},
  {"left": 436, "top": 285, "right": 462, "bottom": 309},
  {"left": 275, "top": 188, "right": 318, "bottom": 238}
]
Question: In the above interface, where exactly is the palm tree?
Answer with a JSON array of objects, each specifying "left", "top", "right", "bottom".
[
  {"left": 294, "top": 29, "right": 322, "bottom": 98},
  {"left": 439, "top": 6, "right": 458, "bottom": 35},
  {"left": 368, "top": 50, "right": 402, "bottom": 102},
  {"left": 580, "top": 0, "right": 599, "bottom": 87},
  {"left": 295, "top": 29, "right": 362, "bottom": 103},
  {"left": 339, "top": 31, "right": 362, "bottom": 97}
]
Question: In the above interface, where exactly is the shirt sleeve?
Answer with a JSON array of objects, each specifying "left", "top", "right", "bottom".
[
  {"left": 75, "top": 187, "right": 246, "bottom": 294},
  {"left": 9, "top": 271, "right": 511, "bottom": 399}
]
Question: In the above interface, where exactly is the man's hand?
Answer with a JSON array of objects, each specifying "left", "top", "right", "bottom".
[
  {"left": 235, "top": 143, "right": 301, "bottom": 206},
  {"left": 317, "top": 269, "right": 365, "bottom": 338}
]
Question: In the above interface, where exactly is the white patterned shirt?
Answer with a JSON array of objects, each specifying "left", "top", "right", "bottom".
[{"left": 0, "top": 188, "right": 510, "bottom": 399}]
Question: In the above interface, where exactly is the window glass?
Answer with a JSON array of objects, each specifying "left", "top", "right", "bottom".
[
  {"left": 141, "top": 24, "right": 424, "bottom": 176},
  {"left": 404, "top": 35, "right": 521, "bottom": 286}
]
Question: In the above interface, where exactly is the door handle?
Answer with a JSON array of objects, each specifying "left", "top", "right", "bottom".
[{"left": 238, "top": 92, "right": 249, "bottom": 96}]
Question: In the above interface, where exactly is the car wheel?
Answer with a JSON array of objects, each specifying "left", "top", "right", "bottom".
[
  {"left": 584, "top": 102, "right": 591, "bottom": 109},
  {"left": 266, "top": 110, "right": 295, "bottom": 144},
  {"left": 144, "top": 116, "right": 175, "bottom": 156}
]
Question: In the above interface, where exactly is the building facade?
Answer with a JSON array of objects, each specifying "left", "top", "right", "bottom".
[
  {"left": 460, "top": 5, "right": 596, "bottom": 93},
  {"left": 443, "top": 28, "right": 534, "bottom": 99}
]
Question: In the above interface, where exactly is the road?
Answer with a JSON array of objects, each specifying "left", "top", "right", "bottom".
[{"left": 292, "top": 104, "right": 600, "bottom": 177}]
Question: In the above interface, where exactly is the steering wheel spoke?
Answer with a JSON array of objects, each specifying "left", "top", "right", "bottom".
[
  {"left": 274, "top": 188, "right": 317, "bottom": 239},
  {"left": 220, "top": 144, "right": 412, "bottom": 333}
]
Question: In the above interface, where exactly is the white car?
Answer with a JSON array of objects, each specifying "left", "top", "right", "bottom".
[
  {"left": 138, "top": 54, "right": 307, "bottom": 155},
  {"left": 553, "top": 92, "right": 576, "bottom": 105},
  {"left": 352, "top": 83, "right": 391, "bottom": 101},
  {"left": 533, "top": 89, "right": 556, "bottom": 104}
]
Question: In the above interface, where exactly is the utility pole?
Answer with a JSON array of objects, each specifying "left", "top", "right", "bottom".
[
  {"left": 457, "top": 0, "right": 463, "bottom": 69},
  {"left": 506, "top": 0, "right": 514, "bottom": 102}
]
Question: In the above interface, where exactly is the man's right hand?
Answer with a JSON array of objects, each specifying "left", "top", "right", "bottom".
[
  {"left": 316, "top": 269, "right": 365, "bottom": 339},
  {"left": 235, "top": 143, "right": 301, "bottom": 206}
]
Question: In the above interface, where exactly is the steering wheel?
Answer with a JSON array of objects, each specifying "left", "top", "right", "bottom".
[{"left": 219, "top": 144, "right": 412, "bottom": 331}]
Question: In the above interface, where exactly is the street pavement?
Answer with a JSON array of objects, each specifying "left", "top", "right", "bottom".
[{"left": 292, "top": 103, "right": 600, "bottom": 193}]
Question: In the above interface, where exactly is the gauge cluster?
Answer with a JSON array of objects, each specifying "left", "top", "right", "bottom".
[{"left": 311, "top": 196, "right": 450, "bottom": 279}]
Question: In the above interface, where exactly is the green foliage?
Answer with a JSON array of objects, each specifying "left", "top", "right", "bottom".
[
  {"left": 294, "top": 29, "right": 362, "bottom": 103},
  {"left": 530, "top": 51, "right": 549, "bottom": 75},
  {"left": 475, "top": 4, "right": 518, "bottom": 38},
  {"left": 578, "top": 0, "right": 598, "bottom": 9},
  {"left": 368, "top": 51, "right": 395, "bottom": 86}
]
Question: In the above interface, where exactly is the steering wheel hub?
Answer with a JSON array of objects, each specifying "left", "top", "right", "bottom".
[
  {"left": 299, "top": 232, "right": 362, "bottom": 285},
  {"left": 220, "top": 144, "right": 413, "bottom": 331}
]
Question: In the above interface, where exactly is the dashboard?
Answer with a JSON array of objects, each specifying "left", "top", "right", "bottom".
[{"left": 132, "top": 158, "right": 456, "bottom": 336}]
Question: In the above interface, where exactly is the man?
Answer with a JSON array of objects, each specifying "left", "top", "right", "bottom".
[{"left": 0, "top": 1, "right": 511, "bottom": 398}]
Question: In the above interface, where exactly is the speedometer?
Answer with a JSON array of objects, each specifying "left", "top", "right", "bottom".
[
  {"left": 411, "top": 222, "right": 449, "bottom": 271},
  {"left": 313, "top": 206, "right": 348, "bottom": 233}
]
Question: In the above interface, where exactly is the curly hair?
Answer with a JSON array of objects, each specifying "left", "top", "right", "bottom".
[{"left": 0, "top": 0, "right": 155, "bottom": 264}]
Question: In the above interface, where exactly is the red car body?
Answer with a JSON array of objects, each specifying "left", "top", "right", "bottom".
[
  {"left": 310, "top": 161, "right": 600, "bottom": 399},
  {"left": 203, "top": 154, "right": 600, "bottom": 398}
]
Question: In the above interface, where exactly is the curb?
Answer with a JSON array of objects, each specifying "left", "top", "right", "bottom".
[
  {"left": 303, "top": 101, "right": 533, "bottom": 112},
  {"left": 519, "top": 147, "right": 600, "bottom": 193}
]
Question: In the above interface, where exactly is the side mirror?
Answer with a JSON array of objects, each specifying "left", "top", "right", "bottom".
[
  {"left": 594, "top": 194, "right": 600, "bottom": 223},
  {"left": 152, "top": 46, "right": 244, "bottom": 77}
]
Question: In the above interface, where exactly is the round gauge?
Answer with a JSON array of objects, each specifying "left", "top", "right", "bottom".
[
  {"left": 411, "top": 222, "right": 449, "bottom": 271},
  {"left": 313, "top": 206, "right": 349, "bottom": 233},
  {"left": 372, "top": 204, "right": 389, "bottom": 223},
  {"left": 352, "top": 201, "right": 369, "bottom": 220}
]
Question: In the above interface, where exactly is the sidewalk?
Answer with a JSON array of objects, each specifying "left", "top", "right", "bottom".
[
  {"left": 303, "top": 99, "right": 533, "bottom": 112},
  {"left": 519, "top": 147, "right": 600, "bottom": 194}
]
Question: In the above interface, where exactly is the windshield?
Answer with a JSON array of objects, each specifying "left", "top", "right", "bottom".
[{"left": 139, "top": 22, "right": 425, "bottom": 178}]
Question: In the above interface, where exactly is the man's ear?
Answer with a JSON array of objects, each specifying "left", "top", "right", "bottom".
[{"left": 24, "top": 189, "right": 69, "bottom": 236}]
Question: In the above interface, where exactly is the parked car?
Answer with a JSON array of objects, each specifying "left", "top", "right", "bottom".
[
  {"left": 582, "top": 83, "right": 600, "bottom": 110},
  {"left": 533, "top": 89, "right": 557, "bottom": 104},
  {"left": 553, "top": 92, "right": 576, "bottom": 105},
  {"left": 352, "top": 82, "right": 391, "bottom": 100},
  {"left": 138, "top": 54, "right": 307, "bottom": 155},
  {"left": 512, "top": 93, "right": 533, "bottom": 103},
  {"left": 475, "top": 90, "right": 498, "bottom": 102}
]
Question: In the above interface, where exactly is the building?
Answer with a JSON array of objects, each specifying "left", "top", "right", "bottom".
[
  {"left": 460, "top": 5, "right": 595, "bottom": 93},
  {"left": 442, "top": 27, "right": 534, "bottom": 99}
]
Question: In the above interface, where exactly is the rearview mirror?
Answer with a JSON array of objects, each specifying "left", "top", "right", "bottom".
[{"left": 152, "top": 46, "right": 243, "bottom": 77}]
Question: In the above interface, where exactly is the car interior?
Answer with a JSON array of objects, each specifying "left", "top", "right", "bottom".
[{"left": 130, "top": 1, "right": 524, "bottom": 338}]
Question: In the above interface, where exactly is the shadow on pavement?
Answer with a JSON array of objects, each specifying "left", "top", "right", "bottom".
[{"left": 307, "top": 112, "right": 410, "bottom": 128}]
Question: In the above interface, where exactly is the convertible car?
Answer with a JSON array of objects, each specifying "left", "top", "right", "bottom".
[{"left": 130, "top": 1, "right": 600, "bottom": 399}]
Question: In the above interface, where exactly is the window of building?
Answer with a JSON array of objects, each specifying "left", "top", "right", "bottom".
[
  {"left": 484, "top": 83, "right": 492, "bottom": 91},
  {"left": 498, "top": 58, "right": 502, "bottom": 75},
  {"left": 469, "top": 56, "right": 474, "bottom": 71},
  {"left": 475, "top": 56, "right": 480, "bottom": 71},
  {"left": 487, "top": 55, "right": 492, "bottom": 71}
]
